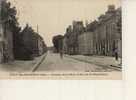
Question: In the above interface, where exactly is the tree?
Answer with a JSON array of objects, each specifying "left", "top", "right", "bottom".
[
  {"left": 1, "top": 1, "right": 47, "bottom": 60},
  {"left": 1, "top": 1, "right": 21, "bottom": 59},
  {"left": 18, "top": 24, "right": 35, "bottom": 60},
  {"left": 1, "top": 1, "right": 18, "bottom": 29},
  {"left": 52, "top": 35, "right": 63, "bottom": 53}
]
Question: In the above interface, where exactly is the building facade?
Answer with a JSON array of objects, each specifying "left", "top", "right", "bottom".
[
  {"left": 78, "top": 32, "right": 93, "bottom": 55},
  {"left": 63, "top": 21, "right": 85, "bottom": 55},
  {"left": 63, "top": 5, "right": 121, "bottom": 57},
  {"left": 93, "top": 5, "right": 121, "bottom": 57}
]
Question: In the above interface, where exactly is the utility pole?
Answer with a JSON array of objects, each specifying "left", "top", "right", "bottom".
[{"left": 37, "top": 24, "right": 39, "bottom": 33}]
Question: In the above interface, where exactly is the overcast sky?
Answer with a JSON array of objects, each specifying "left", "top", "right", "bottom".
[{"left": 8, "top": 0, "right": 121, "bottom": 46}]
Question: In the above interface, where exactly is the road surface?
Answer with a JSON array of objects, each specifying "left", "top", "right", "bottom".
[{"left": 36, "top": 52, "right": 117, "bottom": 72}]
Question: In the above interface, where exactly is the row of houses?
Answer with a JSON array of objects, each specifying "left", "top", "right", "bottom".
[{"left": 63, "top": 5, "right": 122, "bottom": 57}]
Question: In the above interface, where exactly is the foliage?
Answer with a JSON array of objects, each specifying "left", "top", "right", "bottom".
[
  {"left": 1, "top": 1, "right": 47, "bottom": 60},
  {"left": 1, "top": 1, "right": 18, "bottom": 29},
  {"left": 1, "top": 1, "right": 22, "bottom": 59},
  {"left": 52, "top": 35, "right": 63, "bottom": 52}
]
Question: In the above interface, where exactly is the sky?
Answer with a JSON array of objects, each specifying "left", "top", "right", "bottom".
[{"left": 8, "top": 0, "right": 121, "bottom": 46}]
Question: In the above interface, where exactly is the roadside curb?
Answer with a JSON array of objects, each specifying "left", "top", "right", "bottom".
[
  {"left": 110, "top": 65, "right": 122, "bottom": 69},
  {"left": 31, "top": 53, "right": 47, "bottom": 72},
  {"left": 65, "top": 55, "right": 121, "bottom": 71}
]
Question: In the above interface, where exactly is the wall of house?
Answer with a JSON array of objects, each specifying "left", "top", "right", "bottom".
[
  {"left": 62, "top": 6, "right": 122, "bottom": 57},
  {"left": 78, "top": 32, "right": 93, "bottom": 55}
]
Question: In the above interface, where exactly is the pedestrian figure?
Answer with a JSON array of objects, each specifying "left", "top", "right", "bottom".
[
  {"left": 3, "top": 51, "right": 8, "bottom": 63},
  {"left": 102, "top": 47, "right": 105, "bottom": 55},
  {"left": 60, "top": 50, "right": 63, "bottom": 59},
  {"left": 114, "top": 48, "right": 118, "bottom": 61}
]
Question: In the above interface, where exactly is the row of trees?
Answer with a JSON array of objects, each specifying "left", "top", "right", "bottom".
[
  {"left": 52, "top": 35, "right": 63, "bottom": 53},
  {"left": 1, "top": 1, "right": 47, "bottom": 60}
]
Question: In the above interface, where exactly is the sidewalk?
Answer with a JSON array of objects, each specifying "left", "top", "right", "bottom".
[
  {"left": 65, "top": 55, "right": 121, "bottom": 70},
  {"left": 0, "top": 53, "right": 46, "bottom": 72}
]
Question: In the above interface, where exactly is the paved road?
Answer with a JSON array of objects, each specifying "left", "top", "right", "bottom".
[{"left": 36, "top": 52, "right": 117, "bottom": 72}]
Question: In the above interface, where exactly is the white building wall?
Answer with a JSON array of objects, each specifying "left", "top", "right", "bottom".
[{"left": 78, "top": 32, "right": 93, "bottom": 55}]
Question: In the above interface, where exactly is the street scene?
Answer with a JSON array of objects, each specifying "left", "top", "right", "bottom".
[
  {"left": 36, "top": 52, "right": 121, "bottom": 72},
  {"left": 0, "top": 0, "right": 122, "bottom": 76},
  {"left": 0, "top": 51, "right": 121, "bottom": 72}
]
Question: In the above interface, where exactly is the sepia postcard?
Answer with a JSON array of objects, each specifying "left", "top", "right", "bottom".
[{"left": 0, "top": 0, "right": 122, "bottom": 79}]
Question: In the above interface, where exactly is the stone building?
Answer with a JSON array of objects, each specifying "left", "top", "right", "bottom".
[
  {"left": 63, "top": 5, "right": 121, "bottom": 57},
  {"left": 63, "top": 21, "right": 85, "bottom": 55},
  {"left": 78, "top": 32, "right": 93, "bottom": 55},
  {"left": 93, "top": 5, "right": 122, "bottom": 57},
  {"left": 78, "top": 20, "right": 98, "bottom": 55},
  {"left": 71, "top": 21, "right": 85, "bottom": 54},
  {"left": 63, "top": 25, "right": 72, "bottom": 54}
]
